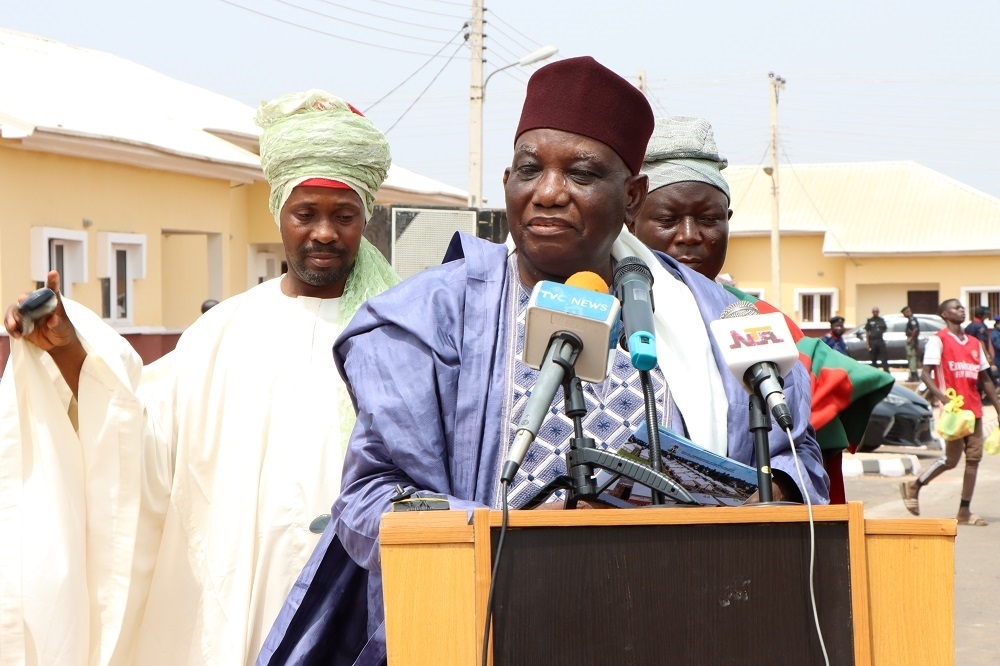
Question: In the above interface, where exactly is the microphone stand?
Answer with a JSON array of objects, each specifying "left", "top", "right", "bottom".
[
  {"left": 521, "top": 361, "right": 696, "bottom": 509},
  {"left": 638, "top": 370, "right": 665, "bottom": 506},
  {"left": 748, "top": 394, "right": 775, "bottom": 504}
]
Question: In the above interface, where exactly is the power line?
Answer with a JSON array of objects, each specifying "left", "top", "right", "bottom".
[
  {"left": 366, "top": 0, "right": 467, "bottom": 19},
  {"left": 485, "top": 8, "right": 543, "bottom": 48},
  {"left": 483, "top": 20, "right": 535, "bottom": 56},
  {"left": 731, "top": 143, "right": 771, "bottom": 207},
  {"left": 422, "top": 0, "right": 470, "bottom": 7},
  {"left": 779, "top": 147, "right": 859, "bottom": 266},
  {"left": 385, "top": 39, "right": 467, "bottom": 134},
  {"left": 482, "top": 36, "right": 522, "bottom": 65},
  {"left": 313, "top": 0, "right": 459, "bottom": 32},
  {"left": 644, "top": 87, "right": 671, "bottom": 117},
  {"left": 218, "top": 0, "right": 465, "bottom": 56},
  {"left": 494, "top": 66, "right": 530, "bottom": 86},
  {"left": 264, "top": 0, "right": 454, "bottom": 43},
  {"left": 783, "top": 126, "right": 999, "bottom": 143},
  {"left": 364, "top": 24, "right": 468, "bottom": 113}
]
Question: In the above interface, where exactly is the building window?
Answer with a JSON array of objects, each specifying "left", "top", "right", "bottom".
[
  {"left": 963, "top": 288, "right": 1000, "bottom": 317},
  {"left": 740, "top": 288, "right": 765, "bottom": 301},
  {"left": 30, "top": 227, "right": 88, "bottom": 297},
  {"left": 794, "top": 288, "right": 838, "bottom": 325},
  {"left": 98, "top": 232, "right": 146, "bottom": 324}
]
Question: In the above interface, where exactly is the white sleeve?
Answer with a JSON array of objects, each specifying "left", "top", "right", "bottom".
[
  {"left": 0, "top": 299, "right": 172, "bottom": 666},
  {"left": 980, "top": 349, "right": 990, "bottom": 371},
  {"left": 922, "top": 335, "right": 942, "bottom": 367}
]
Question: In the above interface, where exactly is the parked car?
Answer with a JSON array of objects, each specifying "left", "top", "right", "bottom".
[
  {"left": 858, "top": 383, "right": 939, "bottom": 452},
  {"left": 844, "top": 314, "right": 945, "bottom": 367}
]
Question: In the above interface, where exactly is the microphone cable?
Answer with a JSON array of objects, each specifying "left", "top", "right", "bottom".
[
  {"left": 481, "top": 480, "right": 511, "bottom": 666},
  {"left": 785, "top": 426, "right": 831, "bottom": 666}
]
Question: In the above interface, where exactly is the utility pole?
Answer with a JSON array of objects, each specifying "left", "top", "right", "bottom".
[
  {"left": 767, "top": 72, "right": 785, "bottom": 310},
  {"left": 467, "top": 0, "right": 484, "bottom": 208}
]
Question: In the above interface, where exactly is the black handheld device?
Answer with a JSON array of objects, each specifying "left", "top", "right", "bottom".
[{"left": 17, "top": 287, "right": 57, "bottom": 335}]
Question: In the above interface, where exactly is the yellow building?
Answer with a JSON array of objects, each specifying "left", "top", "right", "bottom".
[
  {"left": 721, "top": 161, "right": 1000, "bottom": 332},
  {"left": 0, "top": 29, "right": 466, "bottom": 367}
]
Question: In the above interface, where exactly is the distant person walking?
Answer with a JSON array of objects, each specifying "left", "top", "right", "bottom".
[
  {"left": 991, "top": 315, "right": 1000, "bottom": 368},
  {"left": 966, "top": 306, "right": 997, "bottom": 387},
  {"left": 901, "top": 299, "right": 1000, "bottom": 526},
  {"left": 864, "top": 306, "right": 889, "bottom": 372},
  {"left": 902, "top": 306, "right": 920, "bottom": 382},
  {"left": 965, "top": 305, "right": 995, "bottom": 367},
  {"left": 820, "top": 316, "right": 848, "bottom": 354}
]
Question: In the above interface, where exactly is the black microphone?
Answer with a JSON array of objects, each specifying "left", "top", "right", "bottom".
[
  {"left": 612, "top": 257, "right": 657, "bottom": 371},
  {"left": 501, "top": 332, "right": 583, "bottom": 485}
]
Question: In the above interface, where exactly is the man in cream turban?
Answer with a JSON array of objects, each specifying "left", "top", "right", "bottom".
[
  {"left": 629, "top": 116, "right": 892, "bottom": 505},
  {"left": 627, "top": 116, "right": 732, "bottom": 279},
  {"left": 1, "top": 91, "right": 398, "bottom": 665}
]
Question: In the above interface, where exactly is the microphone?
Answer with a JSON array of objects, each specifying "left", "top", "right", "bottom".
[
  {"left": 709, "top": 301, "right": 799, "bottom": 430},
  {"left": 521, "top": 272, "right": 620, "bottom": 384},
  {"left": 502, "top": 273, "right": 620, "bottom": 485},
  {"left": 612, "top": 257, "right": 657, "bottom": 371}
]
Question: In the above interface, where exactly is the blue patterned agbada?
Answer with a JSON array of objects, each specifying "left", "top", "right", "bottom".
[{"left": 258, "top": 232, "right": 828, "bottom": 665}]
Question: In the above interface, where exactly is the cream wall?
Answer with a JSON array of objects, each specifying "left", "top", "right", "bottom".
[
  {"left": 723, "top": 230, "right": 999, "bottom": 327},
  {"left": 161, "top": 233, "right": 211, "bottom": 329},
  {"left": 723, "top": 234, "right": 847, "bottom": 317},
  {"left": 845, "top": 256, "right": 999, "bottom": 324},
  {"left": 0, "top": 144, "right": 241, "bottom": 328},
  {"left": 245, "top": 180, "right": 279, "bottom": 245}
]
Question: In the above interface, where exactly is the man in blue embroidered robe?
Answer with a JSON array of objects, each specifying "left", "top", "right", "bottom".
[{"left": 259, "top": 56, "right": 829, "bottom": 666}]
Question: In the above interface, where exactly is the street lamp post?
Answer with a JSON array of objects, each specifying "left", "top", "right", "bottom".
[
  {"left": 468, "top": 43, "right": 557, "bottom": 208},
  {"left": 767, "top": 72, "right": 786, "bottom": 309}
]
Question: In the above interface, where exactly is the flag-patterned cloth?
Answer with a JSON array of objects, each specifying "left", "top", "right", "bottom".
[{"left": 723, "top": 285, "right": 894, "bottom": 503}]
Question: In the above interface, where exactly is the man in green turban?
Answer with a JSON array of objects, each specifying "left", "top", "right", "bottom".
[{"left": 1, "top": 90, "right": 398, "bottom": 665}]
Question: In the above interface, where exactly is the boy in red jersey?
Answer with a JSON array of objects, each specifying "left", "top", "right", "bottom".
[{"left": 901, "top": 299, "right": 1000, "bottom": 525}]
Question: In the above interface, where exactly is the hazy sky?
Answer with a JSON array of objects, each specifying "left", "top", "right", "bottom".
[{"left": 4, "top": 0, "right": 999, "bottom": 207}]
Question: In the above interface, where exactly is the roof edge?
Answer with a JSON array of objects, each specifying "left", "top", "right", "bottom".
[{"left": 5, "top": 131, "right": 262, "bottom": 184}]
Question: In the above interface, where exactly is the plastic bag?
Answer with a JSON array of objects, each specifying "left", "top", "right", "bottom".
[
  {"left": 985, "top": 427, "right": 1000, "bottom": 456},
  {"left": 935, "top": 389, "right": 975, "bottom": 440}
]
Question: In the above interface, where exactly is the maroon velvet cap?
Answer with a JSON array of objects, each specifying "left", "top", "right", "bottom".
[{"left": 514, "top": 56, "right": 654, "bottom": 174}]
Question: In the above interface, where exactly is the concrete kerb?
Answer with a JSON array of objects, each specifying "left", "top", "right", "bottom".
[{"left": 843, "top": 451, "right": 926, "bottom": 478}]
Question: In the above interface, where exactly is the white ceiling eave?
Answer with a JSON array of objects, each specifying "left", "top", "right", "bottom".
[
  {"left": 5, "top": 129, "right": 264, "bottom": 184},
  {"left": 204, "top": 127, "right": 261, "bottom": 156},
  {"left": 823, "top": 249, "right": 1000, "bottom": 258},
  {"left": 0, "top": 110, "right": 36, "bottom": 139}
]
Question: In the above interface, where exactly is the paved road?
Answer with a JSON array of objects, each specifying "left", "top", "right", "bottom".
[{"left": 844, "top": 408, "right": 999, "bottom": 666}]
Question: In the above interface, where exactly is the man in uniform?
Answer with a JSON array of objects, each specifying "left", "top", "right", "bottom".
[{"left": 864, "top": 306, "right": 889, "bottom": 372}]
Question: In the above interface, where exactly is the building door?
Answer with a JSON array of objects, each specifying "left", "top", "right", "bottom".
[{"left": 907, "top": 290, "right": 939, "bottom": 314}]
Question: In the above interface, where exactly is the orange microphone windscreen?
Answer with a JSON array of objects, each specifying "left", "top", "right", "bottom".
[{"left": 565, "top": 271, "right": 610, "bottom": 293}]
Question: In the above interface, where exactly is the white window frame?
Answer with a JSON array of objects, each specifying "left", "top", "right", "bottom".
[
  {"left": 97, "top": 232, "right": 146, "bottom": 325},
  {"left": 30, "top": 227, "right": 87, "bottom": 298},
  {"left": 960, "top": 286, "right": 1000, "bottom": 322},
  {"left": 793, "top": 288, "right": 839, "bottom": 327},
  {"left": 740, "top": 288, "right": 765, "bottom": 301},
  {"left": 248, "top": 246, "right": 283, "bottom": 287}
]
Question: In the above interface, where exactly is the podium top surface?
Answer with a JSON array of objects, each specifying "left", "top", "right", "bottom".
[{"left": 379, "top": 502, "right": 955, "bottom": 545}]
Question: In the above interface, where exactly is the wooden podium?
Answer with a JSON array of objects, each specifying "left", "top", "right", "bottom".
[{"left": 380, "top": 502, "right": 955, "bottom": 665}]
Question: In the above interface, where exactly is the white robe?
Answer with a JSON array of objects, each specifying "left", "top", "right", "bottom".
[{"left": 0, "top": 278, "right": 346, "bottom": 665}]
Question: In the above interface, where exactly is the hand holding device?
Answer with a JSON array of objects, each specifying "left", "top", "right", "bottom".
[{"left": 17, "top": 287, "right": 57, "bottom": 336}]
